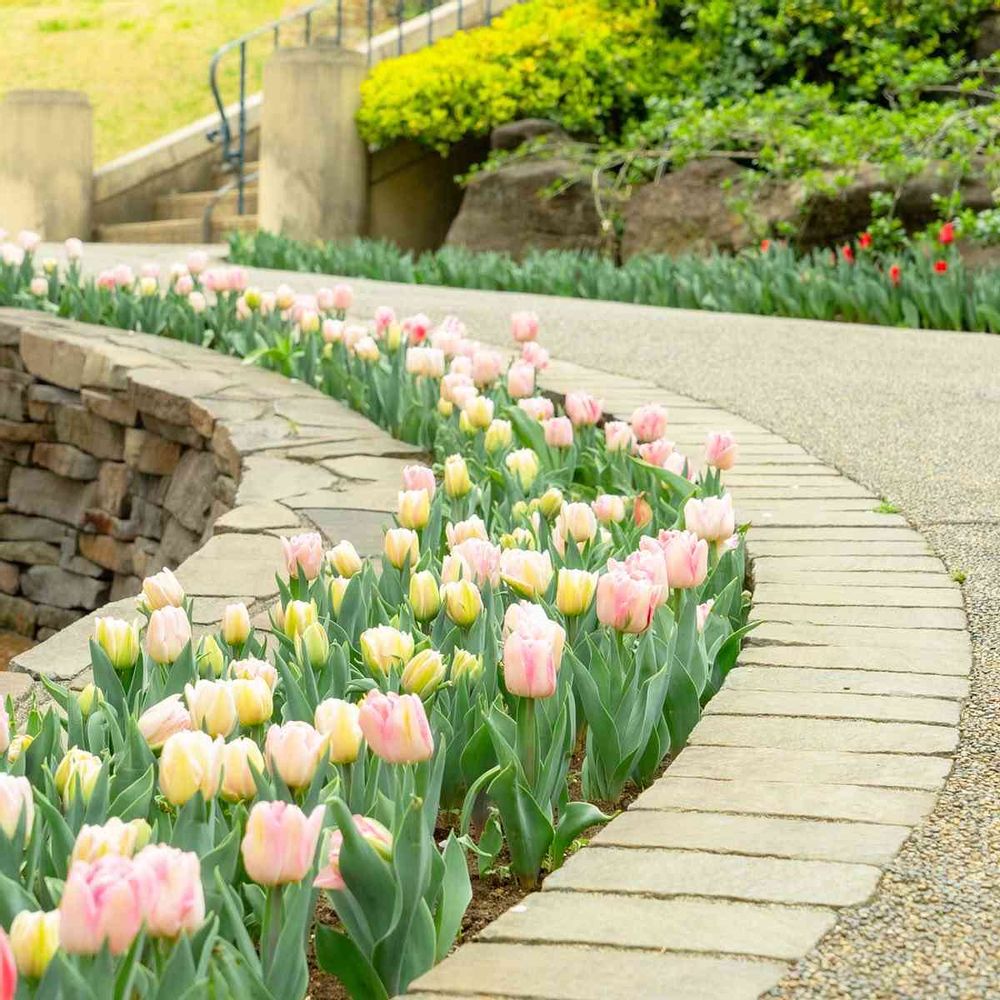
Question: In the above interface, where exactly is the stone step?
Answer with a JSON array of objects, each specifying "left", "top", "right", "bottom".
[
  {"left": 95, "top": 214, "right": 258, "bottom": 244},
  {"left": 154, "top": 186, "right": 259, "bottom": 220}
]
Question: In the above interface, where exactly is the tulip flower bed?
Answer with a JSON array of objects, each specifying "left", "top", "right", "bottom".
[
  {"left": 228, "top": 229, "right": 1000, "bottom": 333},
  {"left": 0, "top": 232, "right": 750, "bottom": 999}
]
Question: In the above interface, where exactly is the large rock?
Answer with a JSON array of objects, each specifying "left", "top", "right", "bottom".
[
  {"left": 446, "top": 157, "right": 605, "bottom": 257},
  {"left": 621, "top": 159, "right": 998, "bottom": 259},
  {"left": 621, "top": 160, "right": 792, "bottom": 258},
  {"left": 973, "top": 12, "right": 1000, "bottom": 59},
  {"left": 490, "top": 119, "right": 569, "bottom": 153}
]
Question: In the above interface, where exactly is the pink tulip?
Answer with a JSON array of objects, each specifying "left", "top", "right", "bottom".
[
  {"left": 358, "top": 690, "right": 434, "bottom": 764},
  {"left": 174, "top": 273, "right": 194, "bottom": 295},
  {"left": 604, "top": 420, "right": 635, "bottom": 453},
  {"left": 631, "top": 404, "right": 669, "bottom": 443},
  {"left": 374, "top": 305, "right": 396, "bottom": 333},
  {"left": 112, "top": 264, "right": 134, "bottom": 289},
  {"left": 592, "top": 494, "right": 626, "bottom": 525},
  {"left": 696, "top": 599, "right": 715, "bottom": 632},
  {"left": 642, "top": 530, "right": 708, "bottom": 589},
  {"left": 684, "top": 495, "right": 736, "bottom": 541},
  {"left": 518, "top": 396, "right": 555, "bottom": 421},
  {"left": 665, "top": 451, "right": 691, "bottom": 478},
  {"left": 637, "top": 438, "right": 675, "bottom": 467},
  {"left": 446, "top": 538, "right": 502, "bottom": 588},
  {"left": 16, "top": 231, "right": 40, "bottom": 253},
  {"left": 133, "top": 845, "right": 205, "bottom": 938},
  {"left": 332, "top": 284, "right": 353, "bottom": 311},
  {"left": 403, "top": 313, "right": 432, "bottom": 345},
  {"left": 241, "top": 801, "right": 325, "bottom": 886},
  {"left": 445, "top": 515, "right": 488, "bottom": 548},
  {"left": 472, "top": 349, "right": 504, "bottom": 387},
  {"left": 507, "top": 361, "right": 536, "bottom": 399},
  {"left": 64, "top": 237, "right": 84, "bottom": 260},
  {"left": 441, "top": 371, "right": 473, "bottom": 403},
  {"left": 705, "top": 432, "right": 738, "bottom": 470},
  {"left": 521, "top": 341, "right": 550, "bottom": 370},
  {"left": 511, "top": 310, "right": 539, "bottom": 343},
  {"left": 596, "top": 567, "right": 663, "bottom": 634},
  {"left": 137, "top": 693, "right": 192, "bottom": 749},
  {"left": 0, "top": 775, "right": 32, "bottom": 840},
  {"left": 0, "top": 704, "right": 8, "bottom": 757},
  {"left": 406, "top": 346, "right": 446, "bottom": 378},
  {"left": 450, "top": 355, "right": 473, "bottom": 377},
  {"left": 621, "top": 549, "right": 669, "bottom": 593},
  {"left": 0, "top": 928, "right": 13, "bottom": 1000},
  {"left": 265, "top": 721, "right": 327, "bottom": 790},
  {"left": 564, "top": 391, "right": 602, "bottom": 427},
  {"left": 186, "top": 250, "right": 208, "bottom": 275},
  {"left": 503, "top": 608, "right": 565, "bottom": 698},
  {"left": 281, "top": 532, "right": 325, "bottom": 581},
  {"left": 146, "top": 606, "right": 191, "bottom": 664},
  {"left": 402, "top": 463, "right": 436, "bottom": 497},
  {"left": 557, "top": 502, "right": 598, "bottom": 546},
  {"left": 59, "top": 856, "right": 152, "bottom": 955},
  {"left": 315, "top": 815, "right": 393, "bottom": 890},
  {"left": 543, "top": 416, "right": 573, "bottom": 448}
]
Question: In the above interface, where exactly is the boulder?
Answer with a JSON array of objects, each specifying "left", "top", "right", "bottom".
[
  {"left": 621, "top": 158, "right": 998, "bottom": 259},
  {"left": 446, "top": 157, "right": 606, "bottom": 257},
  {"left": 490, "top": 118, "right": 569, "bottom": 153},
  {"left": 973, "top": 11, "right": 1000, "bottom": 59}
]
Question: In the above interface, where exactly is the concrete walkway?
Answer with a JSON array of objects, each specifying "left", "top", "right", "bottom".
[{"left": 67, "top": 244, "right": 999, "bottom": 998}]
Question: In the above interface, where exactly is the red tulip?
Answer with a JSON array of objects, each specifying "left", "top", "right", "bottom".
[
  {"left": 858, "top": 232, "right": 872, "bottom": 249},
  {"left": 841, "top": 244, "right": 854, "bottom": 264},
  {"left": 934, "top": 260, "right": 948, "bottom": 274},
  {"left": 938, "top": 221, "right": 955, "bottom": 245},
  {"left": 889, "top": 264, "right": 902, "bottom": 286}
]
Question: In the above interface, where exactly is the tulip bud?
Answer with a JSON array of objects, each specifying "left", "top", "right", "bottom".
[
  {"left": 360, "top": 625, "right": 415, "bottom": 674},
  {"left": 197, "top": 634, "right": 225, "bottom": 678},
  {"left": 409, "top": 569, "right": 441, "bottom": 621},
  {"left": 94, "top": 616, "right": 140, "bottom": 670},
  {"left": 505, "top": 448, "right": 540, "bottom": 489},
  {"left": 538, "top": 487, "right": 564, "bottom": 520},
  {"left": 401, "top": 649, "right": 447, "bottom": 697},
  {"left": 441, "top": 579, "right": 483, "bottom": 628},
  {"left": 484, "top": 418, "right": 513, "bottom": 453},
  {"left": 265, "top": 721, "right": 327, "bottom": 790},
  {"left": 315, "top": 815, "right": 393, "bottom": 890},
  {"left": 10, "top": 910, "right": 59, "bottom": 979},
  {"left": 633, "top": 493, "right": 654, "bottom": 528},
  {"left": 384, "top": 527, "right": 419, "bottom": 570},
  {"left": 139, "top": 567, "right": 185, "bottom": 612},
  {"left": 451, "top": 648, "right": 483, "bottom": 681},
  {"left": 158, "top": 731, "right": 224, "bottom": 806},
  {"left": 283, "top": 600, "right": 318, "bottom": 639},
  {"left": 58, "top": 855, "right": 148, "bottom": 957},
  {"left": 315, "top": 698, "right": 363, "bottom": 764},
  {"left": 221, "top": 603, "right": 251, "bottom": 646},
  {"left": 138, "top": 693, "right": 192, "bottom": 750},
  {"left": 461, "top": 395, "right": 494, "bottom": 431},
  {"left": 0, "top": 774, "right": 33, "bottom": 840},
  {"left": 133, "top": 844, "right": 206, "bottom": 939},
  {"left": 6, "top": 734, "right": 31, "bottom": 764},
  {"left": 184, "top": 680, "right": 238, "bottom": 738},
  {"left": 220, "top": 737, "right": 265, "bottom": 801},
  {"left": 76, "top": 682, "right": 103, "bottom": 718},
  {"left": 329, "top": 576, "right": 350, "bottom": 616},
  {"left": 557, "top": 502, "right": 598, "bottom": 547},
  {"left": 397, "top": 489, "right": 430, "bottom": 530},
  {"left": 437, "top": 398, "right": 454, "bottom": 418},
  {"left": 592, "top": 494, "right": 627, "bottom": 525},
  {"left": 146, "top": 606, "right": 191, "bottom": 665},
  {"left": 499, "top": 548, "right": 554, "bottom": 599},
  {"left": 230, "top": 677, "right": 274, "bottom": 727},
  {"left": 297, "top": 621, "right": 330, "bottom": 670},
  {"left": 556, "top": 568, "right": 599, "bottom": 617},
  {"left": 56, "top": 749, "right": 102, "bottom": 806},
  {"left": 328, "top": 540, "right": 363, "bottom": 578},
  {"left": 443, "top": 454, "right": 472, "bottom": 498}
]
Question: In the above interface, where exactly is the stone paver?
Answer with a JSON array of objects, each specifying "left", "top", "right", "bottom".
[{"left": 477, "top": 892, "right": 836, "bottom": 960}]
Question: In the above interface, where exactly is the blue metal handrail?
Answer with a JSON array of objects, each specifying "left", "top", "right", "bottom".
[
  {"left": 208, "top": 0, "right": 507, "bottom": 220},
  {"left": 207, "top": 2, "right": 332, "bottom": 214}
]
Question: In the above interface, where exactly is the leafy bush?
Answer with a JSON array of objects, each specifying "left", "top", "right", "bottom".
[
  {"left": 228, "top": 230, "right": 1000, "bottom": 333},
  {"left": 357, "top": 0, "right": 681, "bottom": 152}
]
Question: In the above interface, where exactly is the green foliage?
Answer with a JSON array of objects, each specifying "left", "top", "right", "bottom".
[
  {"left": 357, "top": 0, "right": 682, "bottom": 152},
  {"left": 229, "top": 230, "right": 1000, "bottom": 333}
]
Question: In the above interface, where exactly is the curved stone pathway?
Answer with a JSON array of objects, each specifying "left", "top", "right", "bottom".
[{"left": 63, "top": 244, "right": 997, "bottom": 998}]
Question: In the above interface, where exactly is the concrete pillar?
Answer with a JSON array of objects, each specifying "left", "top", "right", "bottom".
[
  {"left": 260, "top": 42, "right": 369, "bottom": 241},
  {"left": 0, "top": 90, "right": 92, "bottom": 240}
]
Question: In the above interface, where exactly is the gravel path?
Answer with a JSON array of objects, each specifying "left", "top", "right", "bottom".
[{"left": 70, "top": 244, "right": 1000, "bottom": 996}]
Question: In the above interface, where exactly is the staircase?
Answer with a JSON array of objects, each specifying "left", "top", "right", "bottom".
[{"left": 96, "top": 162, "right": 259, "bottom": 244}]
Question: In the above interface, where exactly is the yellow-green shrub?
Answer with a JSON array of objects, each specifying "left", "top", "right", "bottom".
[{"left": 357, "top": 0, "right": 684, "bottom": 152}]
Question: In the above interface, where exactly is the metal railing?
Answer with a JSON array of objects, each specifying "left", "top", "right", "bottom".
[{"left": 206, "top": 0, "right": 505, "bottom": 224}]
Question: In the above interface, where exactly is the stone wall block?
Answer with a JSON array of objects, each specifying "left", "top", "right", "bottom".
[
  {"left": 20, "top": 566, "right": 108, "bottom": 611},
  {"left": 123, "top": 428, "right": 182, "bottom": 476},
  {"left": 27, "top": 383, "right": 81, "bottom": 422},
  {"left": 54, "top": 405, "right": 125, "bottom": 460},
  {"left": 163, "top": 450, "right": 218, "bottom": 533},
  {"left": 96, "top": 462, "right": 133, "bottom": 516},
  {"left": 82, "top": 389, "right": 138, "bottom": 426},
  {"left": 8, "top": 466, "right": 96, "bottom": 525},
  {"left": 32, "top": 442, "right": 100, "bottom": 480}
]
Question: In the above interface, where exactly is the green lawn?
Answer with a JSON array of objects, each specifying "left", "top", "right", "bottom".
[{"left": 0, "top": 0, "right": 308, "bottom": 163}]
